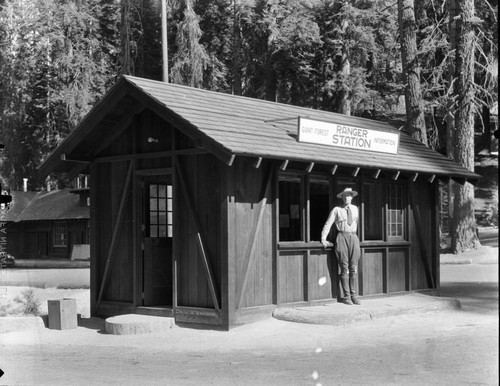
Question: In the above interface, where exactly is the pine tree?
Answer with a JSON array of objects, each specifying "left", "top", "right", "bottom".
[
  {"left": 170, "top": 1, "right": 209, "bottom": 87},
  {"left": 398, "top": 0, "right": 427, "bottom": 144}
]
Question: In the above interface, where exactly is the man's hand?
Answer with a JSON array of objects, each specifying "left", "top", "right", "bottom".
[{"left": 321, "top": 240, "right": 334, "bottom": 248}]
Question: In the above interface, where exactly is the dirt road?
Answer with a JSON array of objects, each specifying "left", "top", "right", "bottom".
[
  {"left": 1, "top": 308, "right": 497, "bottom": 385},
  {"left": 1, "top": 255, "right": 498, "bottom": 386}
]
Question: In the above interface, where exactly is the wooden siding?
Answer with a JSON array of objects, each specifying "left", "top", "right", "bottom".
[
  {"left": 95, "top": 160, "right": 134, "bottom": 303},
  {"left": 226, "top": 158, "right": 274, "bottom": 310},
  {"left": 360, "top": 248, "right": 385, "bottom": 295},
  {"left": 308, "top": 250, "right": 336, "bottom": 301},
  {"left": 176, "top": 153, "right": 221, "bottom": 309},
  {"left": 409, "top": 180, "right": 437, "bottom": 290},
  {"left": 278, "top": 251, "right": 306, "bottom": 304}
]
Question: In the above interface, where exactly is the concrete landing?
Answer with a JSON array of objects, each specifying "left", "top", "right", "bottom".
[
  {"left": 273, "top": 293, "right": 461, "bottom": 326},
  {"left": 105, "top": 314, "right": 175, "bottom": 335}
]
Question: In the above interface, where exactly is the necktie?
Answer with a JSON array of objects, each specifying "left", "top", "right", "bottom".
[{"left": 346, "top": 205, "right": 353, "bottom": 226}]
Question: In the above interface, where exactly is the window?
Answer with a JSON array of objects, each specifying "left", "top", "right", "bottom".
[
  {"left": 387, "top": 184, "right": 405, "bottom": 239},
  {"left": 362, "top": 182, "right": 384, "bottom": 240},
  {"left": 53, "top": 221, "right": 67, "bottom": 247},
  {"left": 148, "top": 184, "right": 172, "bottom": 238},
  {"left": 278, "top": 174, "right": 330, "bottom": 243},
  {"left": 309, "top": 179, "right": 330, "bottom": 241},
  {"left": 279, "top": 176, "right": 302, "bottom": 241}
]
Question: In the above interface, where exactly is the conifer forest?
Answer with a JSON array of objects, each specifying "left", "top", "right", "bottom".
[{"left": 0, "top": 0, "right": 498, "bottom": 252}]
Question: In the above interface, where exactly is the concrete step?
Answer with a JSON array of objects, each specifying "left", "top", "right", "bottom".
[
  {"left": 273, "top": 293, "right": 461, "bottom": 326},
  {"left": 104, "top": 314, "right": 175, "bottom": 335}
]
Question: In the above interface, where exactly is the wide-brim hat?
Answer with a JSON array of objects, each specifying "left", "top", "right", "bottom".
[{"left": 337, "top": 187, "right": 358, "bottom": 198}]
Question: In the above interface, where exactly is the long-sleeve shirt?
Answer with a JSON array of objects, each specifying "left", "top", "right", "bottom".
[{"left": 321, "top": 204, "right": 359, "bottom": 243}]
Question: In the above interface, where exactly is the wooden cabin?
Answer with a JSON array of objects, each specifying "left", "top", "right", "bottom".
[
  {"left": 39, "top": 76, "right": 480, "bottom": 329},
  {"left": 5, "top": 189, "right": 90, "bottom": 260}
]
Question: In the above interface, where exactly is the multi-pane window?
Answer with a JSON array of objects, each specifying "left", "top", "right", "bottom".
[
  {"left": 387, "top": 184, "right": 405, "bottom": 239},
  {"left": 53, "top": 221, "right": 67, "bottom": 246},
  {"left": 148, "top": 184, "right": 173, "bottom": 238}
]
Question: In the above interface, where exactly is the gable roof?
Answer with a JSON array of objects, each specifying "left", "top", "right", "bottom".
[
  {"left": 39, "top": 75, "right": 480, "bottom": 184},
  {"left": 5, "top": 189, "right": 89, "bottom": 223}
]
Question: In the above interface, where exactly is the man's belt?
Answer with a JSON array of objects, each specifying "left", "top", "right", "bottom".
[{"left": 339, "top": 231, "right": 357, "bottom": 234}]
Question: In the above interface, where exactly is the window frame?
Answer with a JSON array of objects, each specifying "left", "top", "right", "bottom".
[
  {"left": 278, "top": 171, "right": 333, "bottom": 246},
  {"left": 53, "top": 221, "right": 68, "bottom": 247},
  {"left": 385, "top": 182, "right": 407, "bottom": 241}
]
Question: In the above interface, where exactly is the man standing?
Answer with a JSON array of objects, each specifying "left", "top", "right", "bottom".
[{"left": 321, "top": 187, "right": 361, "bottom": 305}]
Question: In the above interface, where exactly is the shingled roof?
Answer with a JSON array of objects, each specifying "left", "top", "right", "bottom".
[
  {"left": 5, "top": 189, "right": 89, "bottom": 222},
  {"left": 39, "top": 75, "right": 480, "bottom": 184}
]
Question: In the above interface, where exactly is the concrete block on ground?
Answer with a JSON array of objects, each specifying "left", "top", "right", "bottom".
[
  {"left": 47, "top": 298, "right": 78, "bottom": 330},
  {"left": 105, "top": 314, "right": 175, "bottom": 335}
]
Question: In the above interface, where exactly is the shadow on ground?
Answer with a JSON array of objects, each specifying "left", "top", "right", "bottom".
[{"left": 439, "top": 282, "right": 498, "bottom": 314}]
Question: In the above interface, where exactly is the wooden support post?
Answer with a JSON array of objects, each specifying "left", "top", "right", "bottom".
[
  {"left": 392, "top": 171, "right": 400, "bottom": 180},
  {"left": 305, "top": 162, "right": 314, "bottom": 173},
  {"left": 280, "top": 160, "right": 289, "bottom": 171},
  {"left": 331, "top": 165, "right": 338, "bottom": 175},
  {"left": 352, "top": 167, "right": 360, "bottom": 177},
  {"left": 253, "top": 157, "right": 263, "bottom": 169},
  {"left": 373, "top": 169, "right": 381, "bottom": 179},
  {"left": 96, "top": 161, "right": 134, "bottom": 308}
]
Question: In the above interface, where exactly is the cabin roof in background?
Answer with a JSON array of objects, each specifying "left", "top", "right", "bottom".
[{"left": 5, "top": 189, "right": 89, "bottom": 222}]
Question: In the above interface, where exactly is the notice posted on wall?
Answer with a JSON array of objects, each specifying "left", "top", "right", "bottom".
[{"left": 297, "top": 117, "right": 399, "bottom": 154}]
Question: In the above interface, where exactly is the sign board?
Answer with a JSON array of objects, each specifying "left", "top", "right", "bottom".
[{"left": 298, "top": 117, "right": 399, "bottom": 154}]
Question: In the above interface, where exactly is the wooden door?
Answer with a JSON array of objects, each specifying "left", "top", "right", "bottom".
[{"left": 142, "top": 175, "right": 173, "bottom": 306}]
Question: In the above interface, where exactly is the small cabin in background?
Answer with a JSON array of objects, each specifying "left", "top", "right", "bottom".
[
  {"left": 5, "top": 187, "right": 90, "bottom": 260},
  {"left": 39, "top": 76, "right": 480, "bottom": 330}
]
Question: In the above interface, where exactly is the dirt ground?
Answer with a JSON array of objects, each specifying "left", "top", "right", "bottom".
[{"left": 0, "top": 246, "right": 498, "bottom": 385}]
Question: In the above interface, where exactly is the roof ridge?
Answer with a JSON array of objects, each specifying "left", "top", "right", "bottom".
[{"left": 123, "top": 75, "right": 398, "bottom": 129}]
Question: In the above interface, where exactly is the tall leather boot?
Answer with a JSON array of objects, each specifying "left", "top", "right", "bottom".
[
  {"left": 349, "top": 275, "right": 361, "bottom": 305},
  {"left": 340, "top": 276, "right": 353, "bottom": 305}
]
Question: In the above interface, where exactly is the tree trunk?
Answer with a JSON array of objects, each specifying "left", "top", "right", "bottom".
[
  {"left": 450, "top": 0, "right": 480, "bottom": 253},
  {"left": 232, "top": 1, "right": 242, "bottom": 96},
  {"left": 397, "top": 0, "right": 427, "bottom": 145},
  {"left": 339, "top": 43, "right": 351, "bottom": 115},
  {"left": 120, "top": 0, "right": 132, "bottom": 76}
]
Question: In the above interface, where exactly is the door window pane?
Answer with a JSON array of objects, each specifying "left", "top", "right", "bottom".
[{"left": 147, "top": 183, "right": 171, "bottom": 239}]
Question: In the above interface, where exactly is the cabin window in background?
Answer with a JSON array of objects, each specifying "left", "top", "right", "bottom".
[{"left": 53, "top": 221, "right": 67, "bottom": 247}]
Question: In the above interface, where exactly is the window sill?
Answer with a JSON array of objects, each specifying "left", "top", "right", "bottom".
[
  {"left": 278, "top": 241, "right": 325, "bottom": 251},
  {"left": 361, "top": 241, "right": 410, "bottom": 248}
]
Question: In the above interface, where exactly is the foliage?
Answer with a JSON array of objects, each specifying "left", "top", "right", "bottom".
[
  {"left": 0, "top": 0, "right": 497, "bottom": 191},
  {"left": 0, "top": 0, "right": 118, "bottom": 190},
  {"left": 14, "top": 288, "right": 42, "bottom": 316}
]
